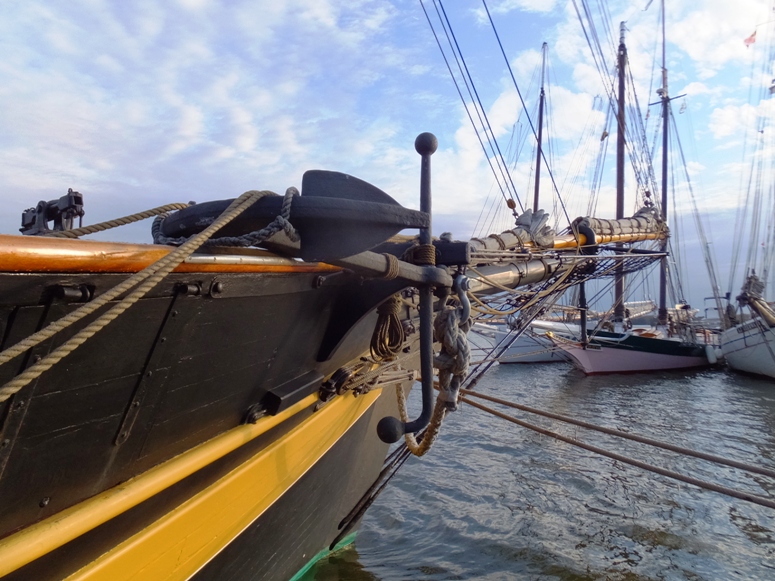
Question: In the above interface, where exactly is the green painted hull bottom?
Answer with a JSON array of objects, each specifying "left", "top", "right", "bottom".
[{"left": 289, "top": 532, "right": 358, "bottom": 581}]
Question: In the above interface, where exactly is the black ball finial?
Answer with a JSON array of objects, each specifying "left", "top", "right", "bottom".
[
  {"left": 415, "top": 132, "right": 438, "bottom": 156},
  {"left": 376, "top": 416, "right": 405, "bottom": 443}
]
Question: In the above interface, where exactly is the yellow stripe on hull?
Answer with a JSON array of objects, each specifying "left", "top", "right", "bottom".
[
  {"left": 63, "top": 389, "right": 381, "bottom": 581},
  {"left": 0, "top": 394, "right": 319, "bottom": 577}
]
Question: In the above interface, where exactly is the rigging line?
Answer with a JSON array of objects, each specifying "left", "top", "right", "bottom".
[
  {"left": 557, "top": 99, "right": 603, "bottom": 227},
  {"left": 595, "top": 0, "right": 617, "bottom": 60},
  {"left": 460, "top": 396, "right": 775, "bottom": 511},
  {"left": 574, "top": 1, "right": 656, "bottom": 204},
  {"left": 745, "top": 141, "right": 766, "bottom": 274},
  {"left": 670, "top": 111, "right": 725, "bottom": 316},
  {"left": 589, "top": 104, "right": 612, "bottom": 216},
  {"left": 579, "top": 0, "right": 658, "bottom": 209},
  {"left": 729, "top": 40, "right": 762, "bottom": 295},
  {"left": 580, "top": 0, "right": 620, "bottom": 111},
  {"left": 473, "top": 181, "right": 502, "bottom": 238},
  {"left": 574, "top": 0, "right": 609, "bottom": 94},
  {"left": 483, "top": 189, "right": 505, "bottom": 238},
  {"left": 460, "top": 389, "right": 775, "bottom": 479},
  {"left": 625, "top": 69, "right": 660, "bottom": 200},
  {"left": 471, "top": 183, "right": 493, "bottom": 238},
  {"left": 430, "top": 0, "right": 517, "bottom": 205},
  {"left": 665, "top": 125, "right": 687, "bottom": 304},
  {"left": 418, "top": 0, "right": 514, "bottom": 209},
  {"left": 480, "top": 0, "right": 573, "bottom": 229},
  {"left": 465, "top": 279, "right": 571, "bottom": 381},
  {"left": 511, "top": 61, "right": 541, "bottom": 173},
  {"left": 470, "top": 296, "right": 562, "bottom": 371},
  {"left": 730, "top": 150, "right": 756, "bottom": 293},
  {"left": 435, "top": 0, "right": 523, "bottom": 210},
  {"left": 644, "top": 0, "right": 660, "bottom": 133}
]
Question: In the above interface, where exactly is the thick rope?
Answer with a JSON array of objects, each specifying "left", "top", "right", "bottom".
[
  {"left": 0, "top": 190, "right": 279, "bottom": 403},
  {"left": 433, "top": 302, "right": 471, "bottom": 411},
  {"left": 404, "top": 243, "right": 436, "bottom": 266},
  {"left": 45, "top": 203, "right": 191, "bottom": 238},
  {"left": 395, "top": 385, "right": 447, "bottom": 457},
  {"left": 397, "top": 298, "right": 471, "bottom": 457},
  {"left": 382, "top": 253, "right": 400, "bottom": 280},
  {"left": 461, "top": 388, "right": 775, "bottom": 480},
  {"left": 461, "top": 395, "right": 775, "bottom": 511}
]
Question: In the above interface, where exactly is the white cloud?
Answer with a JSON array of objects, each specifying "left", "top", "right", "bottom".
[
  {"left": 709, "top": 103, "right": 758, "bottom": 138},
  {"left": 0, "top": 0, "right": 770, "bottom": 290}
]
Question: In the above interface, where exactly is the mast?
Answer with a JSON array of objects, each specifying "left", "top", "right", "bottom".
[
  {"left": 579, "top": 281, "right": 588, "bottom": 346},
  {"left": 614, "top": 22, "right": 626, "bottom": 324},
  {"left": 658, "top": 0, "right": 669, "bottom": 327},
  {"left": 533, "top": 42, "right": 548, "bottom": 213}
]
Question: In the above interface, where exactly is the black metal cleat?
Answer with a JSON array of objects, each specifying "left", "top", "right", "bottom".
[{"left": 21, "top": 188, "right": 85, "bottom": 235}]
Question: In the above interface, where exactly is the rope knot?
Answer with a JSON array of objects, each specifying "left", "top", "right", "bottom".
[{"left": 433, "top": 300, "right": 471, "bottom": 412}]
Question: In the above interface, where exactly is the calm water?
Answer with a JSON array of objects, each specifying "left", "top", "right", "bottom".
[{"left": 303, "top": 364, "right": 775, "bottom": 580}]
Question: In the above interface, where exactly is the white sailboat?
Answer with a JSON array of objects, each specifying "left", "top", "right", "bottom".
[
  {"left": 718, "top": 13, "right": 775, "bottom": 380},
  {"left": 494, "top": 300, "right": 657, "bottom": 364},
  {"left": 720, "top": 275, "right": 775, "bottom": 378}
]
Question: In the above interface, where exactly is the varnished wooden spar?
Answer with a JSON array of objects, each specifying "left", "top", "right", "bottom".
[
  {"left": 552, "top": 230, "right": 664, "bottom": 249},
  {"left": 0, "top": 234, "right": 339, "bottom": 274}
]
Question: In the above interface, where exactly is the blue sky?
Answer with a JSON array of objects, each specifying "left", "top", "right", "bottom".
[{"left": 1, "top": 0, "right": 772, "bottom": 308}]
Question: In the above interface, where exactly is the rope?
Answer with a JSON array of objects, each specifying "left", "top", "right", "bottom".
[
  {"left": 461, "top": 395, "right": 775, "bottom": 511},
  {"left": 329, "top": 429, "right": 420, "bottom": 550},
  {"left": 418, "top": 0, "right": 523, "bottom": 212},
  {"left": 0, "top": 190, "right": 280, "bottom": 403},
  {"left": 341, "top": 352, "right": 417, "bottom": 395},
  {"left": 396, "top": 297, "right": 471, "bottom": 457},
  {"left": 479, "top": 0, "right": 573, "bottom": 229},
  {"left": 152, "top": 188, "right": 299, "bottom": 246},
  {"left": 461, "top": 389, "right": 775, "bottom": 480},
  {"left": 44, "top": 203, "right": 191, "bottom": 238},
  {"left": 404, "top": 243, "right": 436, "bottom": 266},
  {"left": 433, "top": 301, "right": 471, "bottom": 410},
  {"left": 468, "top": 293, "right": 522, "bottom": 316},
  {"left": 395, "top": 383, "right": 446, "bottom": 457},
  {"left": 370, "top": 295, "right": 405, "bottom": 361},
  {"left": 382, "top": 253, "right": 400, "bottom": 280}
]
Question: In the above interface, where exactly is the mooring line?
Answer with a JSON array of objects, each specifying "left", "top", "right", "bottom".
[
  {"left": 461, "top": 388, "right": 775, "bottom": 480},
  {"left": 460, "top": 395, "right": 775, "bottom": 510}
]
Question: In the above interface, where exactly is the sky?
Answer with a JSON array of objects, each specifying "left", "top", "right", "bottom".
[{"left": 1, "top": 0, "right": 773, "bottom": 310}]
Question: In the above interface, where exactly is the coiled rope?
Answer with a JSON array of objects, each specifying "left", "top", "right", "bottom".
[
  {"left": 370, "top": 295, "right": 406, "bottom": 361},
  {"left": 0, "top": 189, "right": 289, "bottom": 403},
  {"left": 152, "top": 188, "right": 299, "bottom": 247}
]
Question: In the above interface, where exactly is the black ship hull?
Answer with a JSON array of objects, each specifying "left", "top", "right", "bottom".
[{"left": 0, "top": 235, "right": 416, "bottom": 580}]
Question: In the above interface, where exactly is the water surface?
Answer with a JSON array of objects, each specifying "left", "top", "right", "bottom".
[{"left": 305, "top": 364, "right": 775, "bottom": 580}]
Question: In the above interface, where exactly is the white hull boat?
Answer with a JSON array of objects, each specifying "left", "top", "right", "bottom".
[
  {"left": 494, "top": 321, "right": 576, "bottom": 363},
  {"left": 720, "top": 319, "right": 775, "bottom": 379}
]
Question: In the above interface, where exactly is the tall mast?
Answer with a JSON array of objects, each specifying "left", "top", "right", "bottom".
[
  {"left": 658, "top": 0, "right": 669, "bottom": 327},
  {"left": 614, "top": 22, "right": 626, "bottom": 324},
  {"left": 533, "top": 42, "right": 548, "bottom": 212}
]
